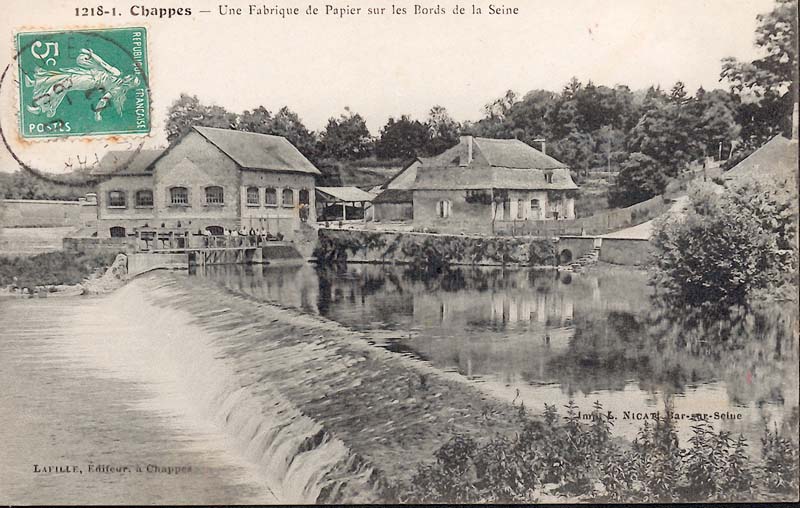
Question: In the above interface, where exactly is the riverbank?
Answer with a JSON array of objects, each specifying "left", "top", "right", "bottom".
[{"left": 0, "top": 252, "right": 129, "bottom": 299}]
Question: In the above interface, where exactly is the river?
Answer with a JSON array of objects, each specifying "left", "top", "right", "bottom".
[
  {"left": 1, "top": 263, "right": 797, "bottom": 503},
  {"left": 194, "top": 262, "right": 799, "bottom": 449}
]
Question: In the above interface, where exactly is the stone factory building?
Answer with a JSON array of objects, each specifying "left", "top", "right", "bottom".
[
  {"left": 93, "top": 126, "right": 320, "bottom": 239},
  {"left": 411, "top": 136, "right": 578, "bottom": 234}
]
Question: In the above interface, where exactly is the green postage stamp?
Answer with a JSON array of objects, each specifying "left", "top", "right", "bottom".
[{"left": 16, "top": 27, "right": 150, "bottom": 138}]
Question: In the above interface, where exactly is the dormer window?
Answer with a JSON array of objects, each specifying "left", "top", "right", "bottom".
[{"left": 544, "top": 171, "right": 554, "bottom": 184}]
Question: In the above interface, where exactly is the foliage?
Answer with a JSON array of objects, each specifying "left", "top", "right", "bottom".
[
  {"left": 651, "top": 180, "right": 797, "bottom": 308},
  {"left": 0, "top": 250, "right": 117, "bottom": 288},
  {"left": 425, "top": 105, "right": 462, "bottom": 155},
  {"left": 608, "top": 153, "right": 666, "bottom": 207},
  {"left": 165, "top": 93, "right": 238, "bottom": 143},
  {"left": 319, "top": 108, "right": 374, "bottom": 160},
  {"left": 239, "top": 105, "right": 318, "bottom": 160},
  {"left": 402, "top": 402, "right": 799, "bottom": 503},
  {"left": 314, "top": 230, "right": 556, "bottom": 268},
  {"left": 0, "top": 170, "right": 94, "bottom": 201},
  {"left": 721, "top": 0, "right": 798, "bottom": 144},
  {"left": 762, "top": 425, "right": 800, "bottom": 492},
  {"left": 375, "top": 115, "right": 429, "bottom": 160}
]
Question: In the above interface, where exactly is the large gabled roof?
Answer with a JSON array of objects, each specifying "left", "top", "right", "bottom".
[
  {"left": 193, "top": 126, "right": 321, "bottom": 175},
  {"left": 411, "top": 136, "right": 577, "bottom": 191},
  {"left": 473, "top": 137, "right": 567, "bottom": 169},
  {"left": 91, "top": 149, "right": 165, "bottom": 175}
]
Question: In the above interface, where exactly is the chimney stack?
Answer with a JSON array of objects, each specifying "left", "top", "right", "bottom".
[
  {"left": 459, "top": 135, "right": 473, "bottom": 166},
  {"left": 792, "top": 101, "right": 798, "bottom": 141},
  {"left": 534, "top": 137, "right": 546, "bottom": 155}
]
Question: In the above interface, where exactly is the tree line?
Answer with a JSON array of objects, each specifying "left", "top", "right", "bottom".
[{"left": 3, "top": 0, "right": 794, "bottom": 208}]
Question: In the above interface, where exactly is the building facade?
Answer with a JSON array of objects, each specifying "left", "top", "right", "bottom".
[
  {"left": 410, "top": 136, "right": 578, "bottom": 235},
  {"left": 94, "top": 126, "right": 319, "bottom": 239}
]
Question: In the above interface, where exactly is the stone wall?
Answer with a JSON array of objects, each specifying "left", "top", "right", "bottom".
[
  {"left": 557, "top": 236, "right": 599, "bottom": 263},
  {"left": 316, "top": 228, "right": 558, "bottom": 267},
  {"left": 494, "top": 194, "right": 670, "bottom": 237},
  {"left": 0, "top": 199, "right": 89, "bottom": 228},
  {"left": 599, "top": 238, "right": 654, "bottom": 266},
  {"left": 373, "top": 202, "right": 412, "bottom": 222},
  {"left": 63, "top": 236, "right": 136, "bottom": 254}
]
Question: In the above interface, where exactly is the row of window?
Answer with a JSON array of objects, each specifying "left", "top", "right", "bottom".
[
  {"left": 436, "top": 198, "right": 557, "bottom": 219},
  {"left": 245, "top": 187, "right": 310, "bottom": 207},
  {"left": 107, "top": 187, "right": 311, "bottom": 208}
]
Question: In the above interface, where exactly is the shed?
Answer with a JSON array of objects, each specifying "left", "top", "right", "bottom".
[{"left": 315, "top": 186, "right": 376, "bottom": 221}]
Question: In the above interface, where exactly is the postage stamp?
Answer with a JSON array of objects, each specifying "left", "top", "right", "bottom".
[{"left": 15, "top": 27, "right": 149, "bottom": 139}]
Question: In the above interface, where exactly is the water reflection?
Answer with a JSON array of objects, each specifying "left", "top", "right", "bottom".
[{"left": 192, "top": 263, "right": 798, "bottom": 445}]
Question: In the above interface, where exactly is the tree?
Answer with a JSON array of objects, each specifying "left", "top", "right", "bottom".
[
  {"left": 721, "top": 0, "right": 798, "bottom": 143},
  {"left": 165, "top": 94, "right": 239, "bottom": 143},
  {"left": 608, "top": 153, "right": 666, "bottom": 207},
  {"left": 237, "top": 106, "right": 273, "bottom": 133},
  {"left": 319, "top": 108, "right": 373, "bottom": 160},
  {"left": 691, "top": 89, "right": 741, "bottom": 159},
  {"left": 626, "top": 100, "right": 695, "bottom": 176},
  {"left": 272, "top": 107, "right": 318, "bottom": 160},
  {"left": 651, "top": 181, "right": 797, "bottom": 309},
  {"left": 551, "top": 131, "right": 594, "bottom": 174},
  {"left": 375, "top": 115, "right": 429, "bottom": 160},
  {"left": 425, "top": 105, "right": 461, "bottom": 155}
]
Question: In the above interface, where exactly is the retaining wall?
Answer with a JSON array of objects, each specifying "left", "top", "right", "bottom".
[
  {"left": 599, "top": 238, "right": 654, "bottom": 266},
  {"left": 494, "top": 194, "right": 670, "bottom": 237},
  {"left": 316, "top": 228, "right": 559, "bottom": 267},
  {"left": 63, "top": 236, "right": 136, "bottom": 254},
  {"left": 1, "top": 199, "right": 95, "bottom": 228}
]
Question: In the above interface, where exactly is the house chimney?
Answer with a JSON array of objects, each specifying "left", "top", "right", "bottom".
[
  {"left": 534, "top": 137, "right": 546, "bottom": 155},
  {"left": 459, "top": 135, "right": 473, "bottom": 166},
  {"left": 792, "top": 101, "right": 798, "bottom": 140}
]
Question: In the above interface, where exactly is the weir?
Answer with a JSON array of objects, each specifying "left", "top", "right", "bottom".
[
  {"left": 127, "top": 233, "right": 303, "bottom": 276},
  {"left": 102, "top": 272, "right": 526, "bottom": 502}
]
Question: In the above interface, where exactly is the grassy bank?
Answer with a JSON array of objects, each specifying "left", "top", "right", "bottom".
[
  {"left": 402, "top": 401, "right": 799, "bottom": 503},
  {"left": 0, "top": 250, "right": 117, "bottom": 289}
]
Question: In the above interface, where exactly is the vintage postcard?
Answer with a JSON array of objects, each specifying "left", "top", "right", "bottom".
[{"left": 0, "top": 0, "right": 797, "bottom": 505}]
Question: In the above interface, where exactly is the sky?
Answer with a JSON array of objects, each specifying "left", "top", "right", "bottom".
[{"left": 0, "top": 0, "right": 778, "bottom": 173}]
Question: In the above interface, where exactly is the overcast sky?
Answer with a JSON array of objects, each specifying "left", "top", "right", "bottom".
[{"left": 0, "top": 0, "right": 777, "bottom": 172}]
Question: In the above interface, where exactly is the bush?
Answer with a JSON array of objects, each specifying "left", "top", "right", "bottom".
[
  {"left": 402, "top": 402, "right": 799, "bottom": 503},
  {"left": 651, "top": 180, "right": 797, "bottom": 309}
]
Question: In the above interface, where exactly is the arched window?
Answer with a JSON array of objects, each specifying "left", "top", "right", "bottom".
[
  {"left": 517, "top": 199, "right": 524, "bottom": 219},
  {"left": 436, "top": 200, "right": 451, "bottom": 218},
  {"left": 135, "top": 190, "right": 153, "bottom": 207},
  {"left": 265, "top": 187, "right": 277, "bottom": 206},
  {"left": 298, "top": 189, "right": 310, "bottom": 205},
  {"left": 109, "top": 226, "right": 126, "bottom": 238},
  {"left": 108, "top": 190, "right": 126, "bottom": 208},
  {"left": 205, "top": 225, "right": 224, "bottom": 236},
  {"left": 170, "top": 187, "right": 188, "bottom": 205},
  {"left": 205, "top": 186, "right": 224, "bottom": 204},
  {"left": 282, "top": 188, "right": 294, "bottom": 207},
  {"left": 246, "top": 186, "right": 259, "bottom": 206}
]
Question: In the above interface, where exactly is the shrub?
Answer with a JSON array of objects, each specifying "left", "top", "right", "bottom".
[
  {"left": 651, "top": 181, "right": 797, "bottom": 309},
  {"left": 402, "top": 402, "right": 799, "bottom": 503}
]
